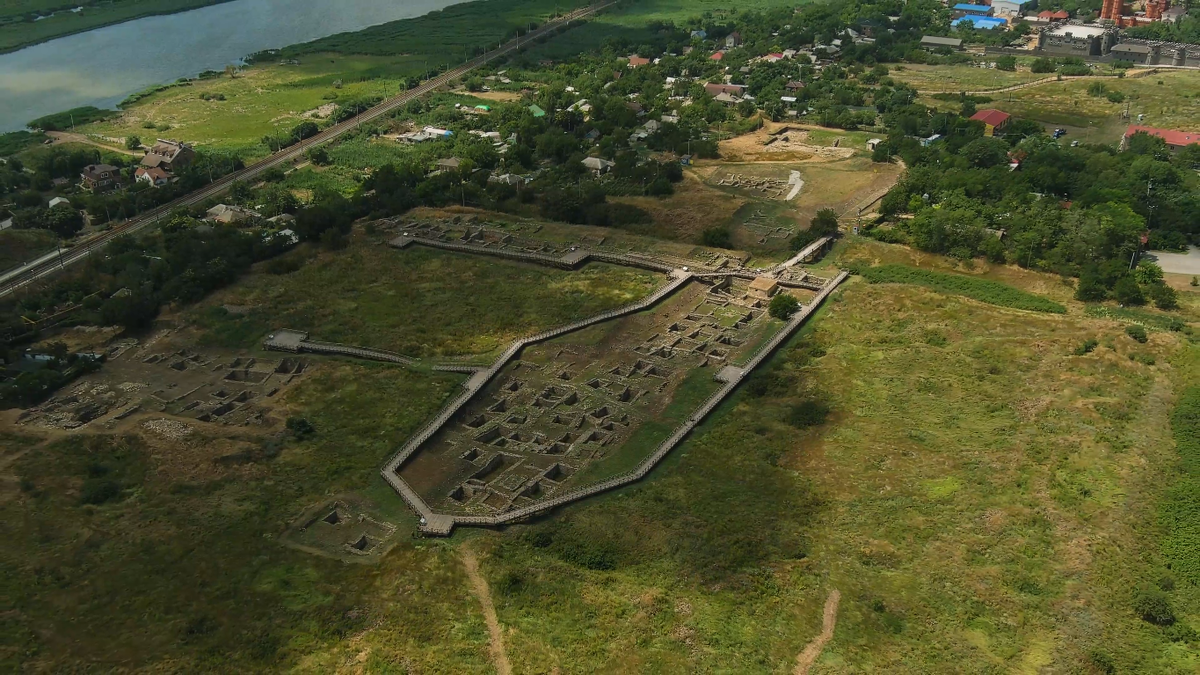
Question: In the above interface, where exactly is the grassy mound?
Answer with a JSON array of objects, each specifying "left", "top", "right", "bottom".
[{"left": 858, "top": 264, "right": 1067, "bottom": 314}]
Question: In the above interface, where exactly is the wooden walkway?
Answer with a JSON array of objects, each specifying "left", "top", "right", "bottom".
[{"left": 376, "top": 233, "right": 848, "bottom": 534}]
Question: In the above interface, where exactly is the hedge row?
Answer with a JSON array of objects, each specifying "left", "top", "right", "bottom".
[{"left": 858, "top": 264, "right": 1067, "bottom": 314}]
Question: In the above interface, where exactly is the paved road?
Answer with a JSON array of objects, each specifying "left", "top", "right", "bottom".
[
  {"left": 0, "top": 1, "right": 613, "bottom": 300},
  {"left": 1145, "top": 247, "right": 1200, "bottom": 276}
]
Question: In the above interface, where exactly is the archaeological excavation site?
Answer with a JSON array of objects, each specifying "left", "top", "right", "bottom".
[{"left": 328, "top": 216, "right": 849, "bottom": 535}]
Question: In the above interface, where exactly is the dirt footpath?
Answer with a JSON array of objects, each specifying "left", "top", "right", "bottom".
[
  {"left": 794, "top": 589, "right": 842, "bottom": 675},
  {"left": 462, "top": 547, "right": 512, "bottom": 675}
]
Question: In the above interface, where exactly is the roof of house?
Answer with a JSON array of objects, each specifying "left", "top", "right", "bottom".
[
  {"left": 528, "top": 104, "right": 546, "bottom": 117},
  {"left": 48, "top": 196, "right": 70, "bottom": 208},
  {"left": 436, "top": 157, "right": 461, "bottom": 168},
  {"left": 704, "top": 82, "right": 746, "bottom": 96},
  {"left": 953, "top": 4, "right": 993, "bottom": 11},
  {"left": 82, "top": 163, "right": 119, "bottom": 176},
  {"left": 953, "top": 16, "right": 1007, "bottom": 28},
  {"left": 141, "top": 139, "right": 192, "bottom": 168},
  {"left": 627, "top": 56, "right": 650, "bottom": 67},
  {"left": 1124, "top": 125, "right": 1200, "bottom": 147},
  {"left": 921, "top": 35, "right": 963, "bottom": 47},
  {"left": 749, "top": 277, "right": 779, "bottom": 292},
  {"left": 581, "top": 157, "right": 615, "bottom": 170},
  {"left": 135, "top": 166, "right": 171, "bottom": 181},
  {"left": 1038, "top": 9, "right": 1070, "bottom": 18},
  {"left": 709, "top": 51, "right": 724, "bottom": 60},
  {"left": 970, "top": 109, "right": 1012, "bottom": 127},
  {"left": 785, "top": 80, "right": 806, "bottom": 89}
]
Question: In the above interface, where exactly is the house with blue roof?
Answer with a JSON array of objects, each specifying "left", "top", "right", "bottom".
[
  {"left": 952, "top": 15, "right": 1008, "bottom": 29},
  {"left": 952, "top": 3, "right": 994, "bottom": 16}
]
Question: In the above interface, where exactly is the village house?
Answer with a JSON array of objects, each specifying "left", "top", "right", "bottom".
[
  {"left": 920, "top": 35, "right": 963, "bottom": 50},
  {"left": 134, "top": 166, "right": 172, "bottom": 187},
  {"left": 80, "top": 164, "right": 121, "bottom": 192},
  {"left": 205, "top": 204, "right": 260, "bottom": 224},
  {"left": 581, "top": 157, "right": 616, "bottom": 175},
  {"left": 140, "top": 139, "right": 195, "bottom": 174},
  {"left": 725, "top": 31, "right": 742, "bottom": 48},
  {"left": 1122, "top": 125, "right": 1200, "bottom": 151},
  {"left": 704, "top": 82, "right": 746, "bottom": 98},
  {"left": 627, "top": 55, "right": 650, "bottom": 68},
  {"left": 970, "top": 109, "right": 1012, "bottom": 136}
]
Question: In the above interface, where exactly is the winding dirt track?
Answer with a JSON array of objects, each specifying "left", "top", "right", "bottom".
[
  {"left": 793, "top": 589, "right": 842, "bottom": 675},
  {"left": 461, "top": 547, "right": 512, "bottom": 675}
]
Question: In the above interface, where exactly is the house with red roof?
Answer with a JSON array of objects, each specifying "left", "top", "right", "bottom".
[
  {"left": 709, "top": 50, "right": 725, "bottom": 61},
  {"left": 627, "top": 55, "right": 650, "bottom": 68},
  {"left": 704, "top": 82, "right": 746, "bottom": 97},
  {"left": 1037, "top": 9, "right": 1070, "bottom": 19},
  {"left": 1122, "top": 125, "right": 1200, "bottom": 151},
  {"left": 970, "top": 109, "right": 1012, "bottom": 136}
]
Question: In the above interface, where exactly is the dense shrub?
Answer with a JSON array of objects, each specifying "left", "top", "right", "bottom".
[
  {"left": 787, "top": 399, "right": 830, "bottom": 429},
  {"left": 1133, "top": 588, "right": 1176, "bottom": 625},
  {"left": 859, "top": 264, "right": 1066, "bottom": 313},
  {"left": 1125, "top": 324, "right": 1149, "bottom": 343}
]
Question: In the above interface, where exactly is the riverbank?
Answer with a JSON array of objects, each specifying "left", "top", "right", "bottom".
[
  {"left": 0, "top": 0, "right": 234, "bottom": 55},
  {"left": 0, "top": 0, "right": 480, "bottom": 132}
]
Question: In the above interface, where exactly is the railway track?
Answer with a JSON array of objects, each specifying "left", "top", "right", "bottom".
[{"left": 0, "top": 1, "right": 613, "bottom": 300}]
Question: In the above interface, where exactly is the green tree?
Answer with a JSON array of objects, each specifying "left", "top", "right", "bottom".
[
  {"left": 810, "top": 208, "right": 839, "bottom": 237},
  {"left": 1148, "top": 282, "right": 1179, "bottom": 310},
  {"left": 1075, "top": 266, "right": 1109, "bottom": 301},
  {"left": 701, "top": 226, "right": 732, "bottom": 249},
  {"left": 44, "top": 203, "right": 83, "bottom": 238},
  {"left": 768, "top": 292, "right": 800, "bottom": 320},
  {"left": 995, "top": 56, "right": 1017, "bottom": 71},
  {"left": 125, "top": 135, "right": 141, "bottom": 150},
  {"left": 1134, "top": 260, "right": 1164, "bottom": 286},
  {"left": 1113, "top": 276, "right": 1146, "bottom": 306}
]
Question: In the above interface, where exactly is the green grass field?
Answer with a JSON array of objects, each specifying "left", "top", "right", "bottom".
[
  {"left": 0, "top": 229, "right": 58, "bottom": 272},
  {"left": 185, "top": 234, "right": 660, "bottom": 358},
  {"left": 889, "top": 62, "right": 1049, "bottom": 93},
  {"left": 919, "top": 69, "right": 1200, "bottom": 142},
  {"left": 4, "top": 232, "right": 1199, "bottom": 670},
  {"left": 83, "top": 55, "right": 422, "bottom": 157}
]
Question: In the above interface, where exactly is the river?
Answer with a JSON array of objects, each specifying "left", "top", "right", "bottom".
[{"left": 0, "top": 0, "right": 466, "bottom": 132}]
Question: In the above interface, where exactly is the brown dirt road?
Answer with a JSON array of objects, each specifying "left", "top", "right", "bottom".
[
  {"left": 793, "top": 589, "right": 842, "bottom": 675},
  {"left": 46, "top": 131, "right": 141, "bottom": 156},
  {"left": 462, "top": 547, "right": 512, "bottom": 675}
]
